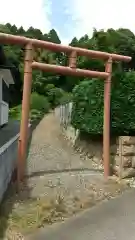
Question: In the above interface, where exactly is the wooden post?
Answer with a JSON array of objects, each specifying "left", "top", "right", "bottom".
[
  {"left": 103, "top": 57, "right": 112, "bottom": 178},
  {"left": 69, "top": 51, "right": 77, "bottom": 68},
  {"left": 17, "top": 42, "right": 33, "bottom": 184}
]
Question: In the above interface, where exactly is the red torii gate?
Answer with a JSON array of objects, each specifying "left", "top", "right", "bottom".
[{"left": 0, "top": 33, "right": 131, "bottom": 184}]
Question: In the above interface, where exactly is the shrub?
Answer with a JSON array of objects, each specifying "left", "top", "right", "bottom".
[
  {"left": 71, "top": 71, "right": 135, "bottom": 135},
  {"left": 9, "top": 93, "right": 50, "bottom": 121},
  {"left": 30, "top": 93, "right": 50, "bottom": 113},
  {"left": 9, "top": 105, "right": 22, "bottom": 120},
  {"left": 30, "top": 109, "right": 43, "bottom": 122},
  {"left": 45, "top": 84, "right": 65, "bottom": 107},
  {"left": 60, "top": 92, "right": 73, "bottom": 105},
  {"left": 71, "top": 79, "right": 104, "bottom": 134}
]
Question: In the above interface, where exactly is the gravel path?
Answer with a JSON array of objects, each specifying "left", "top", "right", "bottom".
[
  {"left": 27, "top": 112, "right": 95, "bottom": 175},
  {"left": 26, "top": 111, "right": 102, "bottom": 197},
  {"left": 1, "top": 112, "right": 129, "bottom": 239}
]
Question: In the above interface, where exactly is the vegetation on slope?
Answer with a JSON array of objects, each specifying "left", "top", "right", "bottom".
[{"left": 1, "top": 24, "right": 135, "bottom": 134}]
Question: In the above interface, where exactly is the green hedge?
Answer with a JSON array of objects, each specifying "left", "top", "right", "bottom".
[{"left": 71, "top": 71, "right": 135, "bottom": 135}]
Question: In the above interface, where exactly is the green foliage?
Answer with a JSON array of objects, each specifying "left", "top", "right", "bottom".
[
  {"left": 30, "top": 93, "right": 50, "bottom": 113},
  {"left": 71, "top": 80, "right": 104, "bottom": 134},
  {"left": 9, "top": 93, "right": 50, "bottom": 122},
  {"left": 2, "top": 23, "right": 135, "bottom": 135},
  {"left": 111, "top": 71, "right": 135, "bottom": 134},
  {"left": 9, "top": 105, "right": 22, "bottom": 120},
  {"left": 0, "top": 23, "right": 63, "bottom": 108},
  {"left": 30, "top": 109, "right": 43, "bottom": 122},
  {"left": 45, "top": 84, "right": 65, "bottom": 107},
  {"left": 59, "top": 92, "right": 73, "bottom": 105},
  {"left": 71, "top": 71, "right": 135, "bottom": 135},
  {"left": 48, "top": 29, "right": 61, "bottom": 44}
]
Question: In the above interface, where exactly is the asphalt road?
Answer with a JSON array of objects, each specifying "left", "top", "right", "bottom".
[
  {"left": 28, "top": 189, "right": 135, "bottom": 240},
  {"left": 0, "top": 120, "right": 20, "bottom": 148}
]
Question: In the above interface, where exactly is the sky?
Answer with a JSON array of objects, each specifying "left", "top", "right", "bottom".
[{"left": 0, "top": 0, "right": 135, "bottom": 45}]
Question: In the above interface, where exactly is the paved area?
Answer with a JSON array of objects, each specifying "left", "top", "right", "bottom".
[
  {"left": 28, "top": 189, "right": 135, "bottom": 240},
  {"left": 0, "top": 120, "right": 20, "bottom": 148}
]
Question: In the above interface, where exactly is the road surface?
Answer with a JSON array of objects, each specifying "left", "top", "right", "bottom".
[{"left": 28, "top": 189, "right": 135, "bottom": 240}]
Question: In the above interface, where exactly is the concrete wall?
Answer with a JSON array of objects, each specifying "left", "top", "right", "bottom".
[
  {"left": 0, "top": 72, "right": 9, "bottom": 125},
  {"left": 0, "top": 134, "right": 19, "bottom": 202},
  {"left": 0, "top": 101, "right": 9, "bottom": 125}
]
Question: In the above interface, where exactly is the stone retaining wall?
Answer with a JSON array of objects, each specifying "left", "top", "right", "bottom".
[
  {"left": 55, "top": 106, "right": 135, "bottom": 178},
  {"left": 62, "top": 125, "right": 135, "bottom": 178}
]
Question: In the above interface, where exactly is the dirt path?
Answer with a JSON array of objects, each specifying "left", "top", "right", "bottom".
[
  {"left": 26, "top": 111, "right": 95, "bottom": 176},
  {"left": 26, "top": 111, "right": 103, "bottom": 198}
]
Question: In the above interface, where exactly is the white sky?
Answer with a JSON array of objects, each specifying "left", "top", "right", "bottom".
[
  {"left": 0, "top": 0, "right": 51, "bottom": 32},
  {"left": 0, "top": 0, "right": 135, "bottom": 44},
  {"left": 66, "top": 0, "right": 135, "bottom": 42}
]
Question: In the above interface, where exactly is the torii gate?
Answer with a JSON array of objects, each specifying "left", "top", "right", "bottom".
[{"left": 0, "top": 33, "right": 131, "bottom": 184}]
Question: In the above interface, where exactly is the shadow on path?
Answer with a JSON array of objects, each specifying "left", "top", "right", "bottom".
[{"left": 26, "top": 168, "right": 103, "bottom": 178}]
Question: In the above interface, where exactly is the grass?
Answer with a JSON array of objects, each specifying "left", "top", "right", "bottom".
[
  {"left": 9, "top": 106, "right": 45, "bottom": 123},
  {"left": 0, "top": 184, "right": 68, "bottom": 238},
  {"left": 9, "top": 92, "right": 50, "bottom": 123},
  {"left": 0, "top": 178, "right": 129, "bottom": 239}
]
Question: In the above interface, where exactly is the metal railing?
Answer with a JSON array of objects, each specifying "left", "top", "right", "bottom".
[{"left": 57, "top": 102, "right": 73, "bottom": 128}]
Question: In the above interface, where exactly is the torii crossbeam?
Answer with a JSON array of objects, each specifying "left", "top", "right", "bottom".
[{"left": 0, "top": 32, "right": 131, "bottom": 184}]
